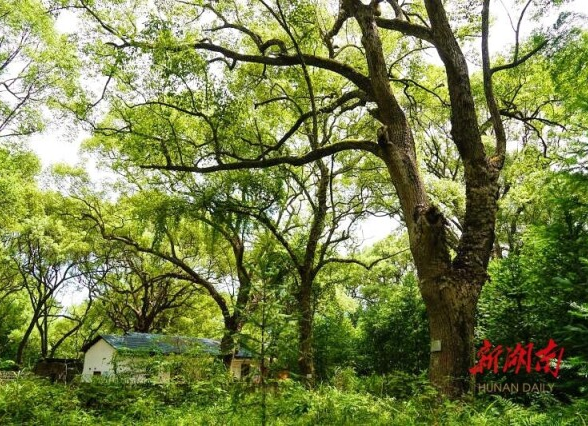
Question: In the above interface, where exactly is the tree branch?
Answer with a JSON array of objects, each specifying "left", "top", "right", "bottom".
[
  {"left": 140, "top": 140, "right": 380, "bottom": 173},
  {"left": 317, "top": 248, "right": 409, "bottom": 270},
  {"left": 130, "top": 40, "right": 374, "bottom": 97},
  {"left": 482, "top": 0, "right": 506, "bottom": 162},
  {"left": 490, "top": 40, "right": 548, "bottom": 75},
  {"left": 375, "top": 17, "right": 435, "bottom": 45}
]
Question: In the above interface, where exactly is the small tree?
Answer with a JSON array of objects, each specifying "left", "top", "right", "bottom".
[
  {"left": 93, "top": 248, "right": 202, "bottom": 333},
  {"left": 7, "top": 203, "right": 96, "bottom": 364}
]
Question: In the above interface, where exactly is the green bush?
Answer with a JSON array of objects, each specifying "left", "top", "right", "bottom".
[
  {"left": 0, "top": 360, "right": 17, "bottom": 371},
  {"left": 0, "top": 376, "right": 81, "bottom": 425},
  {"left": 358, "top": 371, "right": 434, "bottom": 399},
  {"left": 1, "top": 375, "right": 587, "bottom": 425}
]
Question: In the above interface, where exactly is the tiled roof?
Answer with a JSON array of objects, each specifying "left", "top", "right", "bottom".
[{"left": 88, "top": 333, "right": 252, "bottom": 358}]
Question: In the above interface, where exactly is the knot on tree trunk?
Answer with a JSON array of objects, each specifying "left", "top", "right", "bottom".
[
  {"left": 413, "top": 204, "right": 446, "bottom": 228},
  {"left": 377, "top": 125, "right": 392, "bottom": 148},
  {"left": 487, "top": 154, "right": 504, "bottom": 180},
  {"left": 412, "top": 204, "right": 452, "bottom": 278},
  {"left": 425, "top": 205, "right": 444, "bottom": 226}
]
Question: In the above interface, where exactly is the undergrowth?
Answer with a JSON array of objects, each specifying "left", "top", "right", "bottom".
[{"left": 0, "top": 374, "right": 586, "bottom": 425}]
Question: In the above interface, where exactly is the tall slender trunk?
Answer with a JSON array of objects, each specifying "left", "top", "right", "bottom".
[
  {"left": 297, "top": 275, "right": 315, "bottom": 386},
  {"left": 296, "top": 160, "right": 329, "bottom": 386},
  {"left": 220, "top": 316, "right": 242, "bottom": 367},
  {"left": 16, "top": 317, "right": 38, "bottom": 365},
  {"left": 38, "top": 311, "right": 49, "bottom": 358},
  {"left": 17, "top": 288, "right": 50, "bottom": 365}
]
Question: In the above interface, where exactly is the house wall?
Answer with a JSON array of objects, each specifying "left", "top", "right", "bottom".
[
  {"left": 82, "top": 341, "right": 171, "bottom": 383},
  {"left": 83, "top": 338, "right": 251, "bottom": 382},
  {"left": 230, "top": 358, "right": 243, "bottom": 379},
  {"left": 230, "top": 359, "right": 253, "bottom": 379},
  {"left": 82, "top": 339, "right": 116, "bottom": 382},
  {"left": 113, "top": 358, "right": 171, "bottom": 384}
]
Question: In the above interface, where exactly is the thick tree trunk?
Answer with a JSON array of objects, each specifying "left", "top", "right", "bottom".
[
  {"left": 412, "top": 169, "right": 498, "bottom": 397},
  {"left": 413, "top": 166, "right": 497, "bottom": 396},
  {"left": 220, "top": 316, "right": 242, "bottom": 367},
  {"left": 220, "top": 335, "right": 235, "bottom": 367},
  {"left": 420, "top": 274, "right": 482, "bottom": 397},
  {"left": 297, "top": 277, "right": 315, "bottom": 387},
  {"left": 342, "top": 0, "right": 502, "bottom": 397},
  {"left": 220, "top": 333, "right": 235, "bottom": 367},
  {"left": 133, "top": 311, "right": 155, "bottom": 333}
]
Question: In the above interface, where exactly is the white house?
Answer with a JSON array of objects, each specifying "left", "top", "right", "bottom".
[{"left": 81, "top": 333, "right": 253, "bottom": 382}]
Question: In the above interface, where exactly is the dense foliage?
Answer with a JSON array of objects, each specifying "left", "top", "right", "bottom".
[{"left": 0, "top": 0, "right": 587, "bottom": 422}]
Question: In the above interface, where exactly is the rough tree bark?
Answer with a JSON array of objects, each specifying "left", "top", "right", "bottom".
[
  {"left": 295, "top": 160, "right": 329, "bottom": 386},
  {"left": 296, "top": 273, "right": 316, "bottom": 385}
]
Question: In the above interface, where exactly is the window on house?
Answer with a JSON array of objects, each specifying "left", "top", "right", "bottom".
[{"left": 93, "top": 371, "right": 102, "bottom": 376}]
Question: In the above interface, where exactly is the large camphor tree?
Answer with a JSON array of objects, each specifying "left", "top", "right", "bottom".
[{"left": 71, "top": 0, "right": 576, "bottom": 396}]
